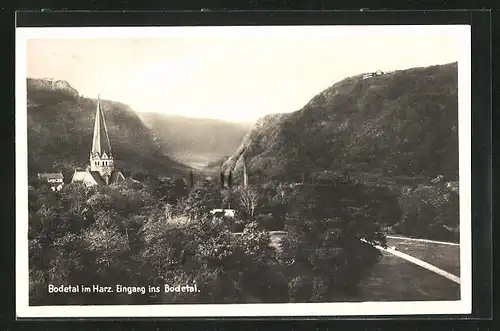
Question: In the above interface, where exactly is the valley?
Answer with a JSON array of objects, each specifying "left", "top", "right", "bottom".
[{"left": 26, "top": 61, "right": 461, "bottom": 305}]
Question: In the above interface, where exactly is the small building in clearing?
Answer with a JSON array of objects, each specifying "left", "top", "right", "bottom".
[{"left": 210, "top": 209, "right": 235, "bottom": 218}]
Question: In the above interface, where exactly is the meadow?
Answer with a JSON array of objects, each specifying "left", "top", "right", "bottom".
[
  {"left": 385, "top": 237, "right": 460, "bottom": 276},
  {"left": 357, "top": 248, "right": 460, "bottom": 302}
]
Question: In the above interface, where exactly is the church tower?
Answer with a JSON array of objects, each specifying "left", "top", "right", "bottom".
[{"left": 89, "top": 95, "right": 114, "bottom": 185}]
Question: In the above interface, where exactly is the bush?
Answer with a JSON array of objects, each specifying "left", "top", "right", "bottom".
[
  {"left": 397, "top": 184, "right": 459, "bottom": 241},
  {"left": 281, "top": 216, "right": 383, "bottom": 302},
  {"left": 255, "top": 213, "right": 285, "bottom": 231},
  {"left": 279, "top": 180, "right": 386, "bottom": 302}
]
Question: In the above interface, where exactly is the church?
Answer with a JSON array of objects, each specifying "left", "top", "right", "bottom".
[{"left": 71, "top": 95, "right": 126, "bottom": 187}]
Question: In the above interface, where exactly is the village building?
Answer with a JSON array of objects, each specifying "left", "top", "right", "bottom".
[
  {"left": 362, "top": 69, "right": 385, "bottom": 80},
  {"left": 71, "top": 95, "right": 126, "bottom": 187},
  {"left": 209, "top": 209, "right": 235, "bottom": 218},
  {"left": 37, "top": 172, "right": 64, "bottom": 191}
]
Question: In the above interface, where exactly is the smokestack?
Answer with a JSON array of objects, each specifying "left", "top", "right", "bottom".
[{"left": 243, "top": 155, "right": 248, "bottom": 187}]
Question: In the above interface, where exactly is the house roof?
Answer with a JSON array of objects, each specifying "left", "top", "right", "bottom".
[{"left": 38, "top": 172, "right": 64, "bottom": 180}]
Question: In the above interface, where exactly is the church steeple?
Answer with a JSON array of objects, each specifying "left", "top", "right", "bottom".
[
  {"left": 91, "top": 94, "right": 112, "bottom": 158},
  {"left": 89, "top": 94, "right": 114, "bottom": 182}
]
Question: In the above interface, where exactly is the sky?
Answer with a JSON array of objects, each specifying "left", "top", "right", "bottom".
[{"left": 25, "top": 26, "right": 462, "bottom": 123}]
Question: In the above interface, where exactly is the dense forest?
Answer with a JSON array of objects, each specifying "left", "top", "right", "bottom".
[
  {"left": 29, "top": 169, "right": 459, "bottom": 305},
  {"left": 223, "top": 62, "right": 459, "bottom": 183},
  {"left": 29, "top": 174, "right": 394, "bottom": 305}
]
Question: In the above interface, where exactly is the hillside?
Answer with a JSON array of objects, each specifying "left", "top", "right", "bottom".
[
  {"left": 137, "top": 113, "right": 251, "bottom": 170},
  {"left": 222, "top": 63, "right": 459, "bottom": 185},
  {"left": 27, "top": 78, "right": 192, "bottom": 179}
]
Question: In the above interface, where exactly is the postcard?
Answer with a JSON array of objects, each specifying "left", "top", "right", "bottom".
[{"left": 16, "top": 24, "right": 471, "bottom": 318}]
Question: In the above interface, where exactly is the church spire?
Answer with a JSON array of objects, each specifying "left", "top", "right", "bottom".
[
  {"left": 91, "top": 94, "right": 112, "bottom": 158},
  {"left": 89, "top": 94, "right": 115, "bottom": 181}
]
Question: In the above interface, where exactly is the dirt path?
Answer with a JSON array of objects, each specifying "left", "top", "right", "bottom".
[{"left": 386, "top": 235, "right": 459, "bottom": 246}]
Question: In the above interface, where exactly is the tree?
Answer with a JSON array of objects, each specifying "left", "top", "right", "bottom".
[
  {"left": 188, "top": 171, "right": 194, "bottom": 188},
  {"left": 82, "top": 217, "right": 129, "bottom": 270},
  {"left": 180, "top": 179, "right": 223, "bottom": 219},
  {"left": 220, "top": 172, "right": 225, "bottom": 189},
  {"left": 139, "top": 211, "right": 194, "bottom": 289},
  {"left": 397, "top": 184, "right": 459, "bottom": 241},
  {"left": 237, "top": 185, "right": 259, "bottom": 217},
  {"left": 150, "top": 176, "right": 188, "bottom": 206},
  {"left": 279, "top": 180, "right": 387, "bottom": 302}
]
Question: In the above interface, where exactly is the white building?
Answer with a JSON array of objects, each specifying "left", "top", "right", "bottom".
[
  {"left": 210, "top": 209, "right": 235, "bottom": 218},
  {"left": 37, "top": 172, "right": 64, "bottom": 191}
]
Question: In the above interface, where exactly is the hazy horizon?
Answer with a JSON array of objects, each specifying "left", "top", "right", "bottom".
[{"left": 26, "top": 26, "right": 460, "bottom": 122}]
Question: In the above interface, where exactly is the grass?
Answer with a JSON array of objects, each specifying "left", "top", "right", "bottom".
[
  {"left": 385, "top": 237, "right": 460, "bottom": 277},
  {"left": 357, "top": 249, "right": 460, "bottom": 302},
  {"left": 355, "top": 237, "right": 461, "bottom": 302}
]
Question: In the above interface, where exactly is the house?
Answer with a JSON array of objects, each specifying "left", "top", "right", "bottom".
[
  {"left": 71, "top": 95, "right": 126, "bottom": 187},
  {"left": 362, "top": 70, "right": 385, "bottom": 80},
  {"left": 37, "top": 172, "right": 64, "bottom": 191},
  {"left": 430, "top": 175, "right": 444, "bottom": 184},
  {"left": 210, "top": 209, "right": 235, "bottom": 218}
]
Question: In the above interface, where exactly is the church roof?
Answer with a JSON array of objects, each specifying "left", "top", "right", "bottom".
[
  {"left": 109, "top": 171, "right": 126, "bottom": 184},
  {"left": 91, "top": 95, "right": 112, "bottom": 157},
  {"left": 90, "top": 171, "right": 106, "bottom": 185},
  {"left": 72, "top": 170, "right": 99, "bottom": 186},
  {"left": 71, "top": 169, "right": 126, "bottom": 186}
]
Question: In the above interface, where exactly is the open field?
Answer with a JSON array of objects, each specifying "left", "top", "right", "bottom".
[
  {"left": 385, "top": 236, "right": 460, "bottom": 277},
  {"left": 356, "top": 249, "right": 460, "bottom": 301}
]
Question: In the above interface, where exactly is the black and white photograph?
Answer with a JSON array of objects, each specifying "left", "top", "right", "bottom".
[{"left": 16, "top": 25, "right": 471, "bottom": 318}]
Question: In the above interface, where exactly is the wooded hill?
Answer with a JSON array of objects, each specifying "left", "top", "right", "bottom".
[
  {"left": 222, "top": 62, "right": 459, "bottom": 187},
  {"left": 27, "top": 78, "right": 192, "bottom": 180}
]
